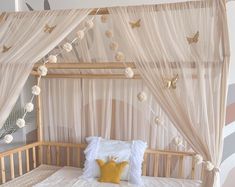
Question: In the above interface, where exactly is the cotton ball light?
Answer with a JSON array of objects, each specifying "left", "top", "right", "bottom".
[
  {"left": 85, "top": 19, "right": 94, "bottom": 29},
  {"left": 4, "top": 134, "right": 13, "bottom": 144},
  {"left": 63, "top": 43, "right": 73, "bottom": 52},
  {"left": 194, "top": 154, "right": 203, "bottom": 165},
  {"left": 154, "top": 116, "right": 162, "bottom": 125},
  {"left": 16, "top": 118, "right": 25, "bottom": 128},
  {"left": 76, "top": 30, "right": 85, "bottom": 40},
  {"left": 137, "top": 91, "right": 147, "bottom": 102},
  {"left": 32, "top": 85, "right": 41, "bottom": 95},
  {"left": 115, "top": 52, "right": 125, "bottom": 62},
  {"left": 100, "top": 15, "right": 108, "bottom": 23},
  {"left": 37, "top": 65, "right": 48, "bottom": 76},
  {"left": 109, "top": 42, "right": 118, "bottom": 51},
  {"left": 48, "top": 55, "right": 57, "bottom": 63},
  {"left": 174, "top": 136, "right": 183, "bottom": 146},
  {"left": 24, "top": 102, "right": 34, "bottom": 112},
  {"left": 124, "top": 67, "right": 134, "bottom": 78},
  {"left": 105, "top": 30, "right": 113, "bottom": 38},
  {"left": 205, "top": 161, "right": 214, "bottom": 171}
]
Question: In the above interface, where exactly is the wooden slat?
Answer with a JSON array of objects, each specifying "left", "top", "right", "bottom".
[
  {"left": 178, "top": 155, "right": 184, "bottom": 178},
  {"left": 191, "top": 156, "right": 196, "bottom": 179},
  {"left": 1, "top": 157, "right": 6, "bottom": 183},
  {"left": 47, "top": 146, "right": 51, "bottom": 165},
  {"left": 38, "top": 145, "right": 43, "bottom": 165},
  {"left": 10, "top": 154, "right": 15, "bottom": 179},
  {"left": 142, "top": 154, "right": 147, "bottom": 176},
  {"left": 67, "top": 147, "right": 70, "bottom": 166},
  {"left": 77, "top": 148, "right": 81, "bottom": 168},
  {"left": 26, "top": 149, "right": 30, "bottom": 172},
  {"left": 18, "top": 151, "right": 23, "bottom": 176},
  {"left": 166, "top": 155, "right": 171, "bottom": 177},
  {"left": 56, "top": 146, "right": 60, "bottom": 166},
  {"left": 33, "top": 147, "right": 36, "bottom": 168},
  {"left": 153, "top": 153, "right": 159, "bottom": 177}
]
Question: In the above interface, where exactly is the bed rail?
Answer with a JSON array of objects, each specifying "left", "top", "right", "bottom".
[{"left": 0, "top": 141, "right": 202, "bottom": 184}]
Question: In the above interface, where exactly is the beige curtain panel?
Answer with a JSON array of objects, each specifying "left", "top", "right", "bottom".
[
  {"left": 0, "top": 9, "right": 91, "bottom": 130},
  {"left": 108, "top": 1, "right": 230, "bottom": 187}
]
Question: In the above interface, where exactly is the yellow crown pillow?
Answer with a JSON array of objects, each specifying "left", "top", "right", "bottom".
[{"left": 96, "top": 159, "right": 128, "bottom": 184}]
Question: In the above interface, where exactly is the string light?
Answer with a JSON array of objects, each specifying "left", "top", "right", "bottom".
[{"left": 3, "top": 10, "right": 100, "bottom": 144}]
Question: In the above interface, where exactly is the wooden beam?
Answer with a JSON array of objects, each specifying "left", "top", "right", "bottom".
[
  {"left": 36, "top": 77, "right": 43, "bottom": 142},
  {"left": 40, "top": 74, "right": 141, "bottom": 79},
  {"left": 33, "top": 62, "right": 136, "bottom": 70}
]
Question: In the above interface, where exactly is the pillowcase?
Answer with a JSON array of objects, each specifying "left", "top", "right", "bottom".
[
  {"left": 82, "top": 136, "right": 147, "bottom": 185},
  {"left": 96, "top": 159, "right": 128, "bottom": 184}
]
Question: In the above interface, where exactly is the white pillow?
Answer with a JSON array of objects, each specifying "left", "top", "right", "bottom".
[{"left": 82, "top": 136, "right": 147, "bottom": 185}]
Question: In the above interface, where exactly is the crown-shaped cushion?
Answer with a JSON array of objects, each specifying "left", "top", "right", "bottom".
[{"left": 96, "top": 159, "right": 128, "bottom": 184}]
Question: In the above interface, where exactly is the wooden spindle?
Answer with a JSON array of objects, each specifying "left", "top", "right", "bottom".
[
  {"left": 142, "top": 153, "right": 147, "bottom": 176},
  {"left": 67, "top": 147, "right": 70, "bottom": 166},
  {"left": 178, "top": 155, "right": 184, "bottom": 178},
  {"left": 1, "top": 157, "right": 6, "bottom": 183},
  {"left": 154, "top": 153, "right": 159, "bottom": 177},
  {"left": 38, "top": 145, "right": 43, "bottom": 165},
  {"left": 10, "top": 154, "right": 15, "bottom": 179},
  {"left": 26, "top": 149, "right": 30, "bottom": 172},
  {"left": 191, "top": 156, "right": 195, "bottom": 179},
  {"left": 47, "top": 146, "right": 51, "bottom": 165},
  {"left": 18, "top": 151, "right": 23, "bottom": 176},
  {"left": 77, "top": 148, "right": 81, "bottom": 168},
  {"left": 56, "top": 146, "right": 60, "bottom": 166},
  {"left": 33, "top": 147, "right": 36, "bottom": 168},
  {"left": 166, "top": 155, "right": 171, "bottom": 177}
]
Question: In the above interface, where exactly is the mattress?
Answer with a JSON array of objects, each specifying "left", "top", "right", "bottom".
[
  {"left": 2, "top": 165, "right": 60, "bottom": 187},
  {"left": 2, "top": 165, "right": 202, "bottom": 187}
]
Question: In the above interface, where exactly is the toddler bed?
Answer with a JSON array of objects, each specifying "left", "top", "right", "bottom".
[{"left": 0, "top": 141, "right": 202, "bottom": 187}]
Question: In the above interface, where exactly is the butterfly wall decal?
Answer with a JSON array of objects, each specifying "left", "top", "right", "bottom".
[
  {"left": 44, "top": 24, "right": 57, "bottom": 34},
  {"left": 164, "top": 74, "right": 179, "bottom": 89},
  {"left": 2, "top": 45, "right": 11, "bottom": 53},
  {"left": 187, "top": 31, "right": 199, "bottom": 44},
  {"left": 129, "top": 19, "right": 141, "bottom": 29}
]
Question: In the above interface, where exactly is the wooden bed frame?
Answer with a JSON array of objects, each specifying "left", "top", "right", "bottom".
[
  {"left": 0, "top": 141, "right": 202, "bottom": 184},
  {"left": 0, "top": 62, "right": 203, "bottom": 184}
]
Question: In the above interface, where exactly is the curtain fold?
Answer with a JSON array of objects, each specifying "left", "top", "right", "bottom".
[
  {"left": 0, "top": 9, "right": 91, "bottom": 129},
  {"left": 108, "top": 1, "right": 230, "bottom": 186}
]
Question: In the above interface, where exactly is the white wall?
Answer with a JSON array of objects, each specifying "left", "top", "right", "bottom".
[{"left": 0, "top": 0, "right": 16, "bottom": 11}]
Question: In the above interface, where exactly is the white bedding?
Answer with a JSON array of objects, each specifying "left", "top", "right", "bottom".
[{"left": 34, "top": 166, "right": 202, "bottom": 187}]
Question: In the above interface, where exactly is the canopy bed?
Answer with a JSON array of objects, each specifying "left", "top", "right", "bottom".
[{"left": 0, "top": 0, "right": 230, "bottom": 187}]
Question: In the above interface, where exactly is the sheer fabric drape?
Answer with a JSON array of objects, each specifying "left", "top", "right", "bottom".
[
  {"left": 109, "top": 1, "right": 230, "bottom": 186},
  {"left": 0, "top": 9, "right": 91, "bottom": 129}
]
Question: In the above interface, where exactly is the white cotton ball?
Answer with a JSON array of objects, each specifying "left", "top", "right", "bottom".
[
  {"left": 4, "top": 134, "right": 13, "bottom": 144},
  {"left": 100, "top": 15, "right": 108, "bottom": 23},
  {"left": 25, "top": 102, "right": 34, "bottom": 112},
  {"left": 124, "top": 67, "right": 134, "bottom": 78},
  {"left": 37, "top": 65, "right": 48, "bottom": 76},
  {"left": 16, "top": 118, "right": 25, "bottom": 128},
  {"left": 32, "top": 85, "right": 41, "bottom": 95},
  {"left": 76, "top": 30, "right": 85, "bottom": 40},
  {"left": 109, "top": 42, "right": 118, "bottom": 51},
  {"left": 85, "top": 20, "right": 94, "bottom": 29},
  {"left": 205, "top": 161, "right": 214, "bottom": 171},
  {"left": 174, "top": 136, "right": 183, "bottom": 146},
  {"left": 115, "top": 52, "right": 125, "bottom": 61},
  {"left": 154, "top": 117, "right": 162, "bottom": 125},
  {"left": 137, "top": 91, "right": 147, "bottom": 102},
  {"left": 194, "top": 154, "right": 203, "bottom": 165},
  {"left": 105, "top": 30, "right": 113, "bottom": 38},
  {"left": 63, "top": 43, "right": 73, "bottom": 52},
  {"left": 48, "top": 55, "right": 57, "bottom": 63}
]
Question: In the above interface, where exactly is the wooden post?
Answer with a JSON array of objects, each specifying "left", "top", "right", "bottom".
[{"left": 36, "top": 77, "right": 43, "bottom": 165}]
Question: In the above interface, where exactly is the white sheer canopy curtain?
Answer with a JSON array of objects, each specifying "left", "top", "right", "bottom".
[
  {"left": 0, "top": 9, "right": 91, "bottom": 129},
  {"left": 109, "top": 1, "right": 230, "bottom": 186}
]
